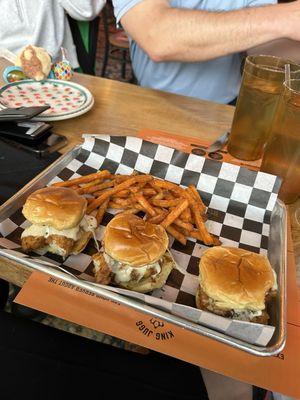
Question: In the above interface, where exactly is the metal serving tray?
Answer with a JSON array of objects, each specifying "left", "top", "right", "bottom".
[{"left": 0, "top": 144, "right": 287, "bottom": 357}]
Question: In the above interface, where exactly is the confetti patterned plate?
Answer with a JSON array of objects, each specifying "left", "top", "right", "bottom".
[{"left": 0, "top": 79, "right": 94, "bottom": 121}]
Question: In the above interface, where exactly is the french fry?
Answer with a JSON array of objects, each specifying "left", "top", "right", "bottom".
[
  {"left": 166, "top": 225, "right": 187, "bottom": 246},
  {"left": 176, "top": 226, "right": 191, "bottom": 238},
  {"left": 135, "top": 194, "right": 156, "bottom": 217},
  {"left": 173, "top": 218, "right": 193, "bottom": 232},
  {"left": 212, "top": 236, "right": 222, "bottom": 246},
  {"left": 189, "top": 230, "right": 203, "bottom": 242},
  {"left": 77, "top": 180, "right": 115, "bottom": 195},
  {"left": 81, "top": 178, "right": 102, "bottom": 188},
  {"left": 201, "top": 213, "right": 208, "bottom": 222},
  {"left": 149, "top": 182, "right": 171, "bottom": 200},
  {"left": 86, "top": 197, "right": 95, "bottom": 204},
  {"left": 129, "top": 182, "right": 148, "bottom": 194},
  {"left": 190, "top": 230, "right": 221, "bottom": 246},
  {"left": 184, "top": 191, "right": 215, "bottom": 245},
  {"left": 114, "top": 175, "right": 131, "bottom": 184},
  {"left": 152, "top": 190, "right": 164, "bottom": 200},
  {"left": 153, "top": 179, "right": 186, "bottom": 197},
  {"left": 161, "top": 199, "right": 189, "bottom": 228},
  {"left": 114, "top": 197, "right": 134, "bottom": 207},
  {"left": 58, "top": 170, "right": 220, "bottom": 248},
  {"left": 87, "top": 175, "right": 152, "bottom": 213},
  {"left": 114, "top": 203, "right": 135, "bottom": 210},
  {"left": 111, "top": 189, "right": 130, "bottom": 198},
  {"left": 52, "top": 170, "right": 110, "bottom": 188},
  {"left": 151, "top": 198, "right": 182, "bottom": 208},
  {"left": 165, "top": 191, "right": 178, "bottom": 200},
  {"left": 187, "top": 185, "right": 206, "bottom": 213},
  {"left": 108, "top": 201, "right": 124, "bottom": 209},
  {"left": 141, "top": 188, "right": 157, "bottom": 197},
  {"left": 117, "top": 208, "right": 141, "bottom": 215},
  {"left": 96, "top": 198, "right": 110, "bottom": 225},
  {"left": 148, "top": 181, "right": 162, "bottom": 193},
  {"left": 180, "top": 207, "right": 192, "bottom": 222},
  {"left": 94, "top": 188, "right": 115, "bottom": 197},
  {"left": 148, "top": 210, "right": 168, "bottom": 224},
  {"left": 194, "top": 213, "right": 214, "bottom": 245},
  {"left": 152, "top": 206, "right": 165, "bottom": 214}
]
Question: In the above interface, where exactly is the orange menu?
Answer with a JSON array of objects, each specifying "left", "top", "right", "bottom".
[
  {"left": 138, "top": 128, "right": 262, "bottom": 171},
  {"left": 15, "top": 129, "right": 300, "bottom": 398}
]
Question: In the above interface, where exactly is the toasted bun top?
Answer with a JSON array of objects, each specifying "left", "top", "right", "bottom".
[
  {"left": 199, "top": 247, "right": 275, "bottom": 311},
  {"left": 103, "top": 213, "right": 169, "bottom": 267},
  {"left": 22, "top": 187, "right": 87, "bottom": 230}
]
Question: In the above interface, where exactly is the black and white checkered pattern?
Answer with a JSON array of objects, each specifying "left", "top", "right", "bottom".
[{"left": 0, "top": 135, "right": 281, "bottom": 346}]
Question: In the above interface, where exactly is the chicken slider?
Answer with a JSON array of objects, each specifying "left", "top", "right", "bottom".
[
  {"left": 21, "top": 187, "right": 97, "bottom": 258},
  {"left": 93, "top": 213, "right": 175, "bottom": 293},
  {"left": 196, "top": 247, "right": 277, "bottom": 324}
]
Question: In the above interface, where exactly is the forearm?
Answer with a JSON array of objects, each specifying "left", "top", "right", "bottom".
[
  {"left": 59, "top": 0, "right": 106, "bottom": 21},
  {"left": 121, "top": 2, "right": 297, "bottom": 62}
]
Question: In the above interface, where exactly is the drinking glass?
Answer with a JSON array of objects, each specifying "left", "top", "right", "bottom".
[
  {"left": 261, "top": 79, "right": 300, "bottom": 204},
  {"left": 227, "top": 55, "right": 300, "bottom": 161}
]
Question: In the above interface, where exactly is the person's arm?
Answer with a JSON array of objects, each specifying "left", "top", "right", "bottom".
[
  {"left": 59, "top": 0, "right": 106, "bottom": 21},
  {"left": 248, "top": 39, "right": 300, "bottom": 63},
  {"left": 118, "top": 0, "right": 300, "bottom": 62}
]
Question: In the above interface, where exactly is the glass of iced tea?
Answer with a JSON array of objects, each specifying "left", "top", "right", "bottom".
[
  {"left": 261, "top": 79, "right": 300, "bottom": 204},
  {"left": 227, "top": 55, "right": 300, "bottom": 161}
]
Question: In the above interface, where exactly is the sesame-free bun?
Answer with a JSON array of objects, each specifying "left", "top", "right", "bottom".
[
  {"left": 16, "top": 45, "right": 52, "bottom": 81},
  {"left": 199, "top": 247, "right": 275, "bottom": 311},
  {"left": 22, "top": 187, "right": 87, "bottom": 230},
  {"left": 103, "top": 213, "right": 169, "bottom": 267}
]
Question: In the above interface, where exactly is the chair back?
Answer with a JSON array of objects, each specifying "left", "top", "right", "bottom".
[{"left": 68, "top": 15, "right": 100, "bottom": 75}]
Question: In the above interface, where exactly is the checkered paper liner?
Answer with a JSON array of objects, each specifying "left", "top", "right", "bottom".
[{"left": 0, "top": 135, "right": 281, "bottom": 346}]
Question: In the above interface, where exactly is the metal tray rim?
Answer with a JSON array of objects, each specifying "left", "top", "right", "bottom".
[
  {"left": 0, "top": 142, "right": 287, "bottom": 357},
  {"left": 0, "top": 248, "right": 286, "bottom": 356}
]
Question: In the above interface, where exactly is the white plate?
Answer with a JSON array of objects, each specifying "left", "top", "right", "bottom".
[
  {"left": 33, "top": 96, "right": 95, "bottom": 122},
  {"left": 0, "top": 79, "right": 94, "bottom": 121}
]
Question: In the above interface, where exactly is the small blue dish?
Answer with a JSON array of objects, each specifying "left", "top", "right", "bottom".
[
  {"left": 3, "top": 65, "right": 56, "bottom": 84},
  {"left": 2, "top": 66, "right": 27, "bottom": 84}
]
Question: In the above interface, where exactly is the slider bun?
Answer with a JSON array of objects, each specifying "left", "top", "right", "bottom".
[
  {"left": 16, "top": 45, "right": 51, "bottom": 80},
  {"left": 199, "top": 247, "right": 275, "bottom": 311},
  {"left": 72, "top": 231, "right": 93, "bottom": 255},
  {"left": 104, "top": 213, "right": 169, "bottom": 267},
  {"left": 22, "top": 187, "right": 87, "bottom": 230},
  {"left": 118, "top": 252, "right": 175, "bottom": 293}
]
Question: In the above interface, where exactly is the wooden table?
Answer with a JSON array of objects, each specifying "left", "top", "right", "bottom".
[
  {"left": 1, "top": 60, "right": 300, "bottom": 398},
  {"left": 53, "top": 74, "right": 234, "bottom": 151},
  {"left": 0, "top": 61, "right": 299, "bottom": 294}
]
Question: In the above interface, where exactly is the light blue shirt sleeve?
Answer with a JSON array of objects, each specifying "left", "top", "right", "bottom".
[
  {"left": 112, "top": 0, "right": 144, "bottom": 23},
  {"left": 245, "top": 0, "right": 277, "bottom": 5},
  {"left": 113, "top": 0, "right": 277, "bottom": 23}
]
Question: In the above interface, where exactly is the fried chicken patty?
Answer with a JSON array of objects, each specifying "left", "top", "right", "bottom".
[
  {"left": 196, "top": 285, "right": 269, "bottom": 324},
  {"left": 47, "top": 235, "right": 74, "bottom": 255},
  {"left": 21, "top": 236, "right": 46, "bottom": 252},
  {"left": 21, "top": 234, "right": 74, "bottom": 255},
  {"left": 92, "top": 253, "right": 112, "bottom": 285},
  {"left": 93, "top": 251, "right": 164, "bottom": 286}
]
